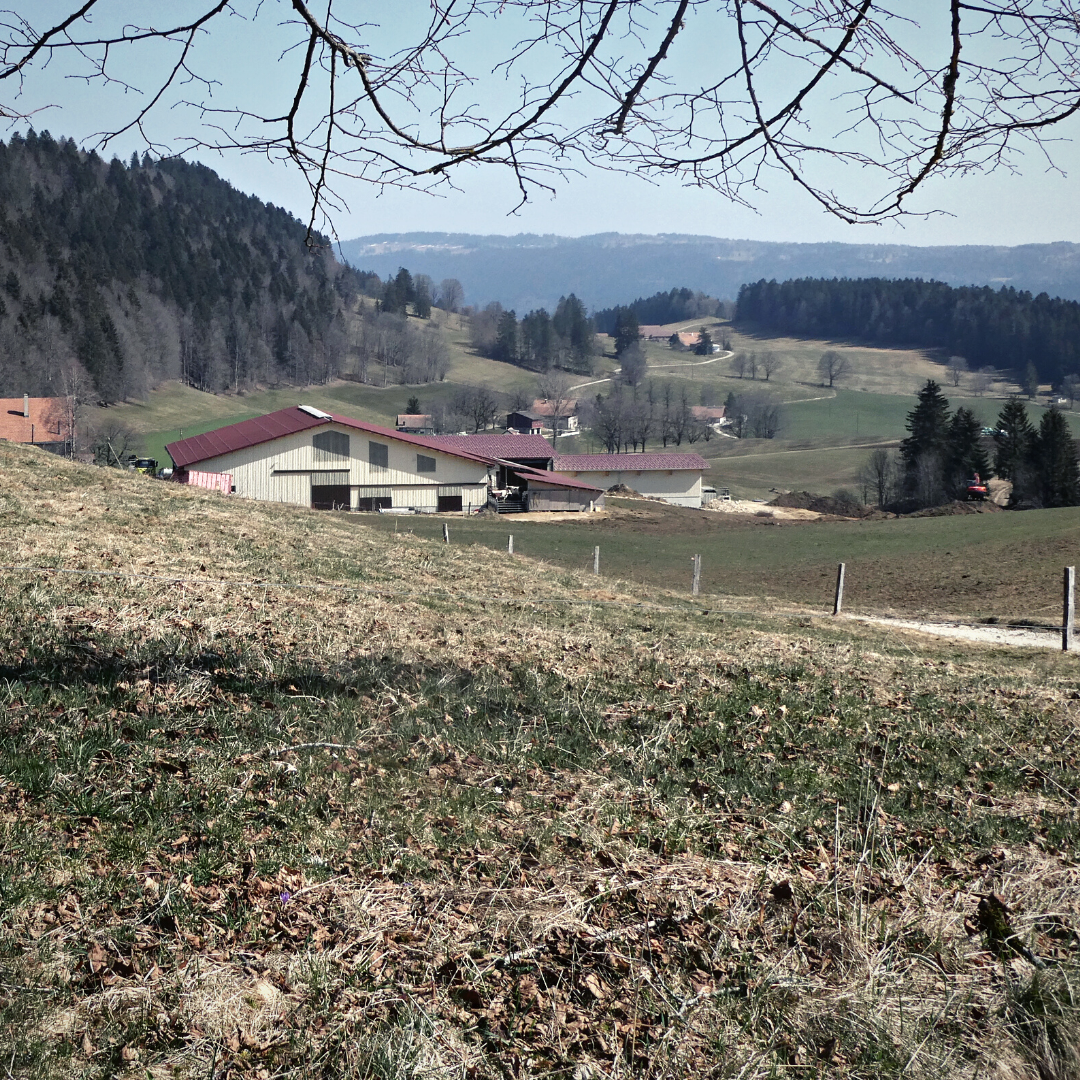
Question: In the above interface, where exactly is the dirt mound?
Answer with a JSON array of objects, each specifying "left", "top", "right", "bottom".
[
  {"left": 768, "top": 490, "right": 869, "bottom": 517},
  {"left": 904, "top": 499, "right": 1004, "bottom": 518},
  {"left": 606, "top": 483, "right": 644, "bottom": 497}
]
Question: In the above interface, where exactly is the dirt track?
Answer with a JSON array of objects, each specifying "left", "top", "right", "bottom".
[{"left": 850, "top": 613, "right": 1061, "bottom": 649}]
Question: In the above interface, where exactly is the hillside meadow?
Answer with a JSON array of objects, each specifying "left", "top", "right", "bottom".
[{"left": 2, "top": 442, "right": 1079, "bottom": 1079}]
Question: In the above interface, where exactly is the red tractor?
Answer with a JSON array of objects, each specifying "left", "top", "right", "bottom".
[{"left": 963, "top": 473, "right": 989, "bottom": 501}]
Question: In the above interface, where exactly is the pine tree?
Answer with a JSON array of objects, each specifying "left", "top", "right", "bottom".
[
  {"left": 1035, "top": 407, "right": 1080, "bottom": 507},
  {"left": 993, "top": 397, "right": 1037, "bottom": 504},
  {"left": 900, "top": 380, "right": 951, "bottom": 505},
  {"left": 613, "top": 307, "right": 640, "bottom": 356},
  {"left": 494, "top": 309, "right": 519, "bottom": 364},
  {"left": 944, "top": 406, "right": 989, "bottom": 496}
]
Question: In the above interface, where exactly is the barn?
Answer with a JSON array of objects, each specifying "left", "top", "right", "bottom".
[
  {"left": 552, "top": 452, "right": 710, "bottom": 507},
  {"left": 166, "top": 406, "right": 494, "bottom": 513}
]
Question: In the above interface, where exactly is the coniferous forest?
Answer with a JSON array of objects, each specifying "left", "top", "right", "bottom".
[
  {"left": 735, "top": 277, "right": 1080, "bottom": 386},
  {"left": 0, "top": 130, "right": 387, "bottom": 402}
]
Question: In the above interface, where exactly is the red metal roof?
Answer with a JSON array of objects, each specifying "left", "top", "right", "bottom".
[
  {"left": 426, "top": 434, "right": 555, "bottom": 461},
  {"left": 554, "top": 452, "right": 710, "bottom": 472},
  {"left": 167, "top": 407, "right": 495, "bottom": 469},
  {"left": 512, "top": 465, "right": 604, "bottom": 493}
]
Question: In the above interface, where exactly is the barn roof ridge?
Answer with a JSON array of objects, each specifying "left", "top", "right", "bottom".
[{"left": 166, "top": 406, "right": 497, "bottom": 469}]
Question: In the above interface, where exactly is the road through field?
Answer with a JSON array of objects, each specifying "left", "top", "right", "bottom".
[{"left": 850, "top": 614, "right": 1061, "bottom": 649}]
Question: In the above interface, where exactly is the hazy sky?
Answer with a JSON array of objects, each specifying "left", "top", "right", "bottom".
[{"left": 11, "top": 1, "right": 1080, "bottom": 247}]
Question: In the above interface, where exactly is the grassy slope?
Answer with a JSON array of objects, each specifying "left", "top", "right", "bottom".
[{"left": 3, "top": 442, "right": 1080, "bottom": 1079}]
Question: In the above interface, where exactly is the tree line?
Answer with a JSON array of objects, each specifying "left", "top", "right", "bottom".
[
  {"left": 469, "top": 295, "right": 596, "bottom": 373},
  {"left": 861, "top": 381, "right": 1080, "bottom": 510},
  {"left": 593, "top": 288, "right": 727, "bottom": 335},
  {"left": 736, "top": 277, "right": 1080, "bottom": 387}
]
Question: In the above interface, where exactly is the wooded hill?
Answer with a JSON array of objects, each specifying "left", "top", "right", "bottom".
[
  {"left": 735, "top": 277, "right": 1080, "bottom": 387},
  {"left": 0, "top": 130, "right": 381, "bottom": 402}
]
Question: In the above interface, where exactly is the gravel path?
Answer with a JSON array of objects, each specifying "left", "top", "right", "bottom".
[{"left": 849, "top": 614, "right": 1062, "bottom": 649}]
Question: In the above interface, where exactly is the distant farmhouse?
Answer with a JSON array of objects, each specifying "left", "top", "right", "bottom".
[
  {"left": 531, "top": 398, "right": 580, "bottom": 433},
  {"left": 167, "top": 409, "right": 605, "bottom": 514},
  {"left": 505, "top": 409, "right": 545, "bottom": 435},
  {"left": 395, "top": 413, "right": 434, "bottom": 434},
  {"left": 0, "top": 395, "right": 70, "bottom": 453}
]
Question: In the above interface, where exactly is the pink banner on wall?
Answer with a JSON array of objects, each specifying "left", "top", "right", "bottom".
[{"left": 179, "top": 470, "right": 232, "bottom": 493}]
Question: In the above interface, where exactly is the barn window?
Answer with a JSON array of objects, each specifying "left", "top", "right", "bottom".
[
  {"left": 368, "top": 441, "right": 389, "bottom": 468},
  {"left": 416, "top": 454, "right": 436, "bottom": 474},
  {"left": 313, "top": 430, "right": 349, "bottom": 462}
]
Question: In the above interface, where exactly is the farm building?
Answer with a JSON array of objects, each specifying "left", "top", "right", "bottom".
[
  {"left": 553, "top": 452, "right": 710, "bottom": 507},
  {"left": 531, "top": 398, "right": 580, "bottom": 433},
  {"left": 427, "top": 434, "right": 555, "bottom": 472},
  {"left": 0, "top": 395, "right": 70, "bottom": 452},
  {"left": 395, "top": 413, "right": 434, "bottom": 434},
  {"left": 506, "top": 409, "right": 545, "bottom": 434},
  {"left": 166, "top": 406, "right": 494, "bottom": 513}
]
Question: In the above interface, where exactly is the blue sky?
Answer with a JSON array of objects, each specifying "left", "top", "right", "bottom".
[{"left": 11, "top": 1, "right": 1080, "bottom": 247}]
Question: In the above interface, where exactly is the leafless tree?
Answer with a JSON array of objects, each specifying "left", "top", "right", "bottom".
[
  {"left": 971, "top": 365, "right": 994, "bottom": 396},
  {"left": 760, "top": 352, "right": 782, "bottom": 382},
  {"left": 1063, "top": 374, "right": 1080, "bottom": 408},
  {"left": 746, "top": 352, "right": 759, "bottom": 380},
  {"left": 946, "top": 355, "right": 968, "bottom": 387},
  {"left": 438, "top": 278, "right": 464, "bottom": 315},
  {"left": 537, "top": 369, "right": 575, "bottom": 446},
  {"left": 858, "top": 447, "right": 896, "bottom": 508},
  {"left": 5, "top": 4, "right": 1080, "bottom": 231},
  {"left": 455, "top": 386, "right": 499, "bottom": 433},
  {"left": 731, "top": 352, "right": 749, "bottom": 379},
  {"left": 818, "top": 351, "right": 851, "bottom": 388}
]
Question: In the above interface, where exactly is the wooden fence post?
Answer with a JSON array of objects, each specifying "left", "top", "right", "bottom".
[
  {"left": 833, "top": 563, "right": 846, "bottom": 615},
  {"left": 1064, "top": 566, "right": 1075, "bottom": 652},
  {"left": 507, "top": 534, "right": 514, "bottom": 555},
  {"left": 692, "top": 554, "right": 701, "bottom": 596},
  {"left": 593, "top": 546, "right": 600, "bottom": 575},
  {"left": 442, "top": 523, "right": 449, "bottom": 544}
]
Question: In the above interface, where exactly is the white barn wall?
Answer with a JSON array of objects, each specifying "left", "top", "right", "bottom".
[
  {"left": 187, "top": 423, "right": 491, "bottom": 509},
  {"left": 556, "top": 468, "right": 704, "bottom": 507}
]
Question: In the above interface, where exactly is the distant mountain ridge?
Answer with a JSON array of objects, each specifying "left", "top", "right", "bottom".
[{"left": 338, "top": 232, "right": 1080, "bottom": 312}]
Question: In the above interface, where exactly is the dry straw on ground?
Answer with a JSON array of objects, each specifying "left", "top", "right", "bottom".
[{"left": 1, "top": 442, "right": 1079, "bottom": 1079}]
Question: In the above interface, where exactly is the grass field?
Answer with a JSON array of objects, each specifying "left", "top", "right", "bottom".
[
  {"left": 4, "top": 442, "right": 1080, "bottom": 1079},
  {"left": 364, "top": 496, "right": 1080, "bottom": 624}
]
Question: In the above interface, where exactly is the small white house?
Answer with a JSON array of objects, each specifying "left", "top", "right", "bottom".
[
  {"left": 167, "top": 406, "right": 493, "bottom": 513},
  {"left": 552, "top": 452, "right": 710, "bottom": 507}
]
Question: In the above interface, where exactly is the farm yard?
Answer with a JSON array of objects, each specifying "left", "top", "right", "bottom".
[{"left": 3, "top": 441, "right": 1080, "bottom": 1079}]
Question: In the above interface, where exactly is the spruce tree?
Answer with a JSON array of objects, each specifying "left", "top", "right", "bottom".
[
  {"left": 944, "top": 406, "right": 989, "bottom": 495},
  {"left": 994, "top": 397, "right": 1037, "bottom": 503},
  {"left": 1035, "top": 407, "right": 1080, "bottom": 507},
  {"left": 613, "top": 307, "right": 640, "bottom": 356},
  {"left": 900, "top": 380, "right": 950, "bottom": 504},
  {"left": 494, "top": 310, "right": 519, "bottom": 364}
]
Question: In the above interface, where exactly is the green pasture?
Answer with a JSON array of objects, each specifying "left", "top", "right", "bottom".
[{"left": 361, "top": 497, "right": 1080, "bottom": 623}]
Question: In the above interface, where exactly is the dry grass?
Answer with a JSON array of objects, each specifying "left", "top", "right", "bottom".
[{"left": 2, "top": 442, "right": 1079, "bottom": 1079}]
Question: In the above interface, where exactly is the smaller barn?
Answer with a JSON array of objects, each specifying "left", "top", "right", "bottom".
[
  {"left": 506, "top": 410, "right": 545, "bottom": 434},
  {"left": 510, "top": 467, "right": 604, "bottom": 512},
  {"left": 530, "top": 398, "right": 579, "bottom": 433},
  {"left": 553, "top": 452, "right": 710, "bottom": 507}
]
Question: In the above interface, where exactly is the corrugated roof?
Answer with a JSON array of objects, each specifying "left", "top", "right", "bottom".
[
  {"left": 512, "top": 465, "right": 604, "bottom": 493},
  {"left": 0, "top": 397, "right": 69, "bottom": 444},
  {"left": 554, "top": 452, "right": 710, "bottom": 472},
  {"left": 426, "top": 434, "right": 555, "bottom": 461},
  {"left": 167, "top": 407, "right": 496, "bottom": 469}
]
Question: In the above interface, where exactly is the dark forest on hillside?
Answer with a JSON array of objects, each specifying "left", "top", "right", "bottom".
[
  {"left": 0, "top": 131, "right": 386, "bottom": 402},
  {"left": 735, "top": 277, "right": 1080, "bottom": 386},
  {"left": 593, "top": 287, "right": 723, "bottom": 334}
]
